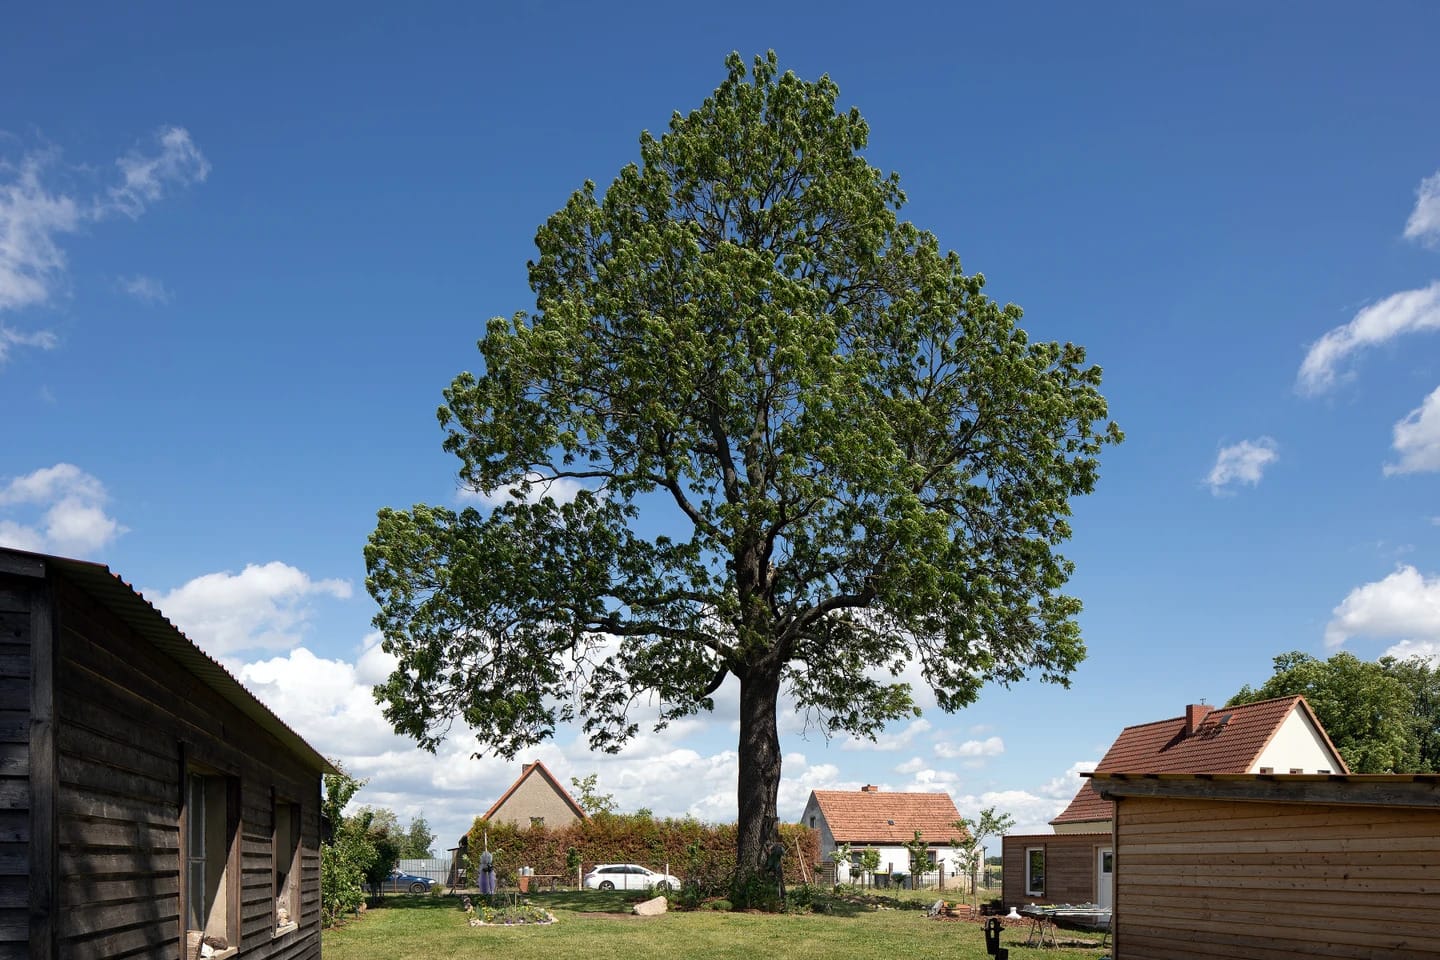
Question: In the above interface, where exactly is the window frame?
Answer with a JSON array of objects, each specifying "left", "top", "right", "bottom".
[
  {"left": 181, "top": 764, "right": 240, "bottom": 960},
  {"left": 1025, "top": 846, "right": 1046, "bottom": 897},
  {"left": 272, "top": 792, "right": 301, "bottom": 936}
]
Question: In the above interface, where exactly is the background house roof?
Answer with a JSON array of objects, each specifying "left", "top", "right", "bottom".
[
  {"left": 1094, "top": 696, "right": 1345, "bottom": 774},
  {"left": 1051, "top": 695, "right": 1347, "bottom": 825},
  {"left": 5, "top": 548, "right": 335, "bottom": 775},
  {"left": 481, "top": 759, "right": 588, "bottom": 823},
  {"left": 810, "top": 789, "right": 965, "bottom": 845}
]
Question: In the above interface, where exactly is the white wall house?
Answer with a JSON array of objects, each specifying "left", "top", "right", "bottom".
[{"left": 802, "top": 785, "right": 968, "bottom": 888}]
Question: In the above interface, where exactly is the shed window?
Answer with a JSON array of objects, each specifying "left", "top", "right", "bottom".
[
  {"left": 274, "top": 798, "right": 301, "bottom": 933},
  {"left": 185, "top": 771, "right": 239, "bottom": 957},
  {"left": 1025, "top": 847, "right": 1045, "bottom": 897}
]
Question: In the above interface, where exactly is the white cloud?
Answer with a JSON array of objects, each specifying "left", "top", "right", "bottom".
[
  {"left": 1297, "top": 282, "right": 1440, "bottom": 396},
  {"left": 147, "top": 562, "right": 351, "bottom": 656},
  {"left": 935, "top": 736, "right": 1005, "bottom": 760},
  {"left": 0, "top": 152, "right": 78, "bottom": 357},
  {"left": 840, "top": 717, "right": 932, "bottom": 752},
  {"left": 118, "top": 274, "right": 171, "bottom": 304},
  {"left": 0, "top": 128, "right": 205, "bottom": 365},
  {"left": 1206, "top": 437, "right": 1278, "bottom": 494},
  {"left": 0, "top": 463, "right": 124, "bottom": 556},
  {"left": 1324, "top": 565, "right": 1440, "bottom": 650},
  {"left": 1404, "top": 170, "right": 1440, "bottom": 248},
  {"left": 105, "top": 126, "right": 210, "bottom": 219},
  {"left": 460, "top": 472, "right": 590, "bottom": 508},
  {"left": 1384, "top": 385, "right": 1440, "bottom": 475},
  {"left": 1382, "top": 639, "right": 1440, "bottom": 666}
]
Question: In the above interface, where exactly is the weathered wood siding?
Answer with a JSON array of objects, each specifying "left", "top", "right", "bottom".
[
  {"left": 0, "top": 573, "right": 34, "bottom": 960},
  {"left": 50, "top": 572, "right": 323, "bottom": 960},
  {"left": 1114, "top": 795, "right": 1440, "bottom": 960},
  {"left": 1001, "top": 832, "right": 1108, "bottom": 907}
]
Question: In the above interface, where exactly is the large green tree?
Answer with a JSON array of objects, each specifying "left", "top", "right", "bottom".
[
  {"left": 365, "top": 52, "right": 1120, "bottom": 899},
  {"left": 1229, "top": 650, "right": 1440, "bottom": 773}
]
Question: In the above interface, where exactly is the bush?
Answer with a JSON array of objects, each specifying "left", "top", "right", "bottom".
[{"left": 463, "top": 814, "right": 820, "bottom": 902}]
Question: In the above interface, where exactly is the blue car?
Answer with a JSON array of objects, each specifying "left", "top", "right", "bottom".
[{"left": 375, "top": 870, "right": 437, "bottom": 894}]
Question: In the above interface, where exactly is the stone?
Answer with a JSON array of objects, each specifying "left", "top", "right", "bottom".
[{"left": 632, "top": 895, "right": 668, "bottom": 916}]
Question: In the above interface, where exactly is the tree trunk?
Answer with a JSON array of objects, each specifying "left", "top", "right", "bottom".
[{"left": 733, "top": 662, "right": 782, "bottom": 904}]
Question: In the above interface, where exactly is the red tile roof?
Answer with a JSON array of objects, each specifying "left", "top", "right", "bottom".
[
  {"left": 1050, "top": 780, "right": 1110, "bottom": 825},
  {"left": 481, "top": 760, "right": 588, "bottom": 823},
  {"left": 810, "top": 790, "right": 966, "bottom": 845},
  {"left": 1050, "top": 696, "right": 1348, "bottom": 825}
]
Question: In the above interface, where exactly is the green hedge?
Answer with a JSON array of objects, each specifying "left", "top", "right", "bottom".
[{"left": 464, "top": 813, "right": 820, "bottom": 895}]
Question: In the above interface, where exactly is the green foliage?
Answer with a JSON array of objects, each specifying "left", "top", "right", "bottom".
[
  {"left": 570, "top": 773, "right": 617, "bottom": 815},
  {"left": 366, "top": 50, "right": 1120, "bottom": 886},
  {"left": 903, "top": 830, "right": 930, "bottom": 886},
  {"left": 1230, "top": 651, "right": 1440, "bottom": 773},
  {"left": 952, "top": 806, "right": 1013, "bottom": 905},
  {"left": 320, "top": 763, "right": 373, "bottom": 926},
  {"left": 859, "top": 849, "right": 881, "bottom": 885},
  {"left": 466, "top": 815, "right": 819, "bottom": 899},
  {"left": 400, "top": 814, "right": 436, "bottom": 859}
]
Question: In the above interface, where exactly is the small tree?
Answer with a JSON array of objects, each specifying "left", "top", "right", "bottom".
[
  {"left": 904, "top": 830, "right": 931, "bottom": 891},
  {"left": 859, "top": 849, "right": 881, "bottom": 890},
  {"left": 402, "top": 814, "right": 436, "bottom": 859},
  {"left": 831, "top": 841, "right": 852, "bottom": 887},
  {"left": 954, "top": 807, "right": 1014, "bottom": 906},
  {"left": 570, "top": 773, "right": 618, "bottom": 816},
  {"left": 565, "top": 846, "right": 583, "bottom": 889},
  {"left": 319, "top": 763, "right": 374, "bottom": 925}
]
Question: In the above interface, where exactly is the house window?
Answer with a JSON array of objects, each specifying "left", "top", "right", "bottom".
[
  {"left": 273, "top": 798, "right": 301, "bottom": 933},
  {"left": 1025, "top": 847, "right": 1045, "bottom": 897},
  {"left": 185, "top": 771, "right": 238, "bottom": 957},
  {"left": 809, "top": 816, "right": 816, "bottom": 828},
  {"left": 1258, "top": 767, "right": 1273, "bottom": 774},
  {"left": 530, "top": 816, "right": 545, "bottom": 828},
  {"left": 1289, "top": 768, "right": 1303, "bottom": 774}
]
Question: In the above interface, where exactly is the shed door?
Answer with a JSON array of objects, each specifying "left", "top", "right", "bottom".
[{"left": 1096, "top": 847, "right": 1113, "bottom": 910}]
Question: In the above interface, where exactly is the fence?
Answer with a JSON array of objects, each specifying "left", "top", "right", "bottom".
[{"left": 397, "top": 857, "right": 451, "bottom": 884}]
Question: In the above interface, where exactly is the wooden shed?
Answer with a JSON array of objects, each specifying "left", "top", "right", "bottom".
[
  {"left": 1092, "top": 771, "right": 1440, "bottom": 960},
  {"left": 0, "top": 548, "right": 334, "bottom": 960}
]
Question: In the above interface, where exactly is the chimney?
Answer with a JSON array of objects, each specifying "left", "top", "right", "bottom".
[
  {"left": 860, "top": 784, "right": 878, "bottom": 793},
  {"left": 1185, "top": 703, "right": 1213, "bottom": 735}
]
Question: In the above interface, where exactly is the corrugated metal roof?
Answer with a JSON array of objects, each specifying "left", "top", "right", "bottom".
[{"left": 14, "top": 548, "right": 336, "bottom": 775}]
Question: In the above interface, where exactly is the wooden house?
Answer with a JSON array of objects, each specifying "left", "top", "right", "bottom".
[
  {"left": 1092, "top": 771, "right": 1440, "bottom": 960},
  {"left": 1003, "top": 696, "right": 1347, "bottom": 910},
  {"left": 1, "top": 548, "right": 333, "bottom": 960},
  {"left": 801, "top": 786, "right": 966, "bottom": 887}
]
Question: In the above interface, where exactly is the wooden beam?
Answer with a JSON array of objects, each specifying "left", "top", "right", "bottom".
[
  {"left": 1095, "top": 775, "right": 1440, "bottom": 809},
  {"left": 29, "top": 579, "right": 56, "bottom": 960},
  {"left": 0, "top": 555, "right": 43, "bottom": 579}
]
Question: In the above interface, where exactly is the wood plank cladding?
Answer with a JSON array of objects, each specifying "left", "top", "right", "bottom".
[
  {"left": 47, "top": 571, "right": 324, "bottom": 959},
  {"left": 1113, "top": 794, "right": 1440, "bottom": 960},
  {"left": 1000, "top": 831, "right": 1109, "bottom": 908},
  {"left": 0, "top": 575, "right": 32, "bottom": 960},
  {"left": 0, "top": 549, "right": 329, "bottom": 960}
]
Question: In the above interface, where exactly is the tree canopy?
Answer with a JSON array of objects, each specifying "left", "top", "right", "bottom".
[
  {"left": 365, "top": 51, "right": 1120, "bottom": 897},
  {"left": 1229, "top": 650, "right": 1440, "bottom": 773}
]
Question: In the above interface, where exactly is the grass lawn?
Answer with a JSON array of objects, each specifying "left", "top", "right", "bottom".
[{"left": 323, "top": 890, "right": 1110, "bottom": 960}]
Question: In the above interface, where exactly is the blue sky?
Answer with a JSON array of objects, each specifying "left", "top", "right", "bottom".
[{"left": 4, "top": 2, "right": 1440, "bottom": 854}]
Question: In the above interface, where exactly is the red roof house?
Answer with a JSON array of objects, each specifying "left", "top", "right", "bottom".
[
  {"left": 1003, "top": 696, "right": 1348, "bottom": 910},
  {"left": 801, "top": 786, "right": 966, "bottom": 885}
]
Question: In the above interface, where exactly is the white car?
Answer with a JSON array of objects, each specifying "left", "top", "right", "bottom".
[{"left": 583, "top": 863, "right": 680, "bottom": 891}]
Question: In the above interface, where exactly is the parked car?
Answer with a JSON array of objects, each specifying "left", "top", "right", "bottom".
[
  {"left": 583, "top": 863, "right": 681, "bottom": 891},
  {"left": 373, "top": 870, "right": 437, "bottom": 894}
]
